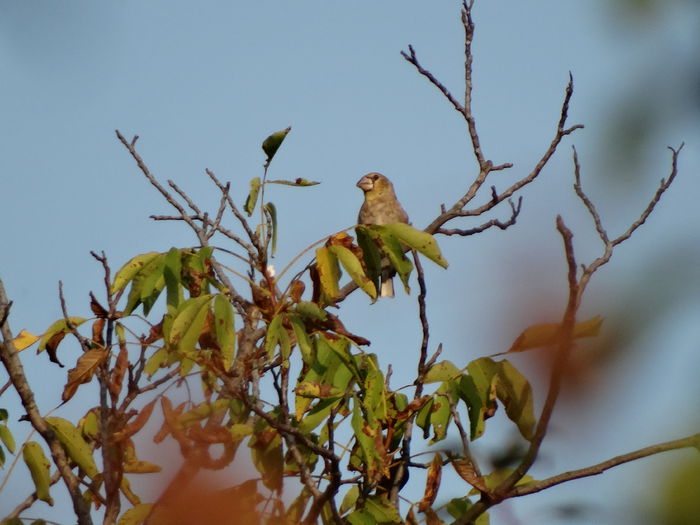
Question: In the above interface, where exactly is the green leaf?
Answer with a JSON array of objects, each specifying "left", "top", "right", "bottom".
[
  {"left": 362, "top": 368, "right": 386, "bottom": 422},
  {"left": 0, "top": 423, "right": 16, "bottom": 453},
  {"left": 381, "top": 222, "right": 448, "bottom": 268},
  {"left": 289, "top": 314, "right": 313, "bottom": 364},
  {"left": 346, "top": 509, "right": 375, "bottom": 525},
  {"left": 415, "top": 397, "right": 434, "bottom": 439},
  {"left": 163, "top": 247, "right": 183, "bottom": 309},
  {"left": 265, "top": 314, "right": 284, "bottom": 359},
  {"left": 355, "top": 226, "right": 382, "bottom": 292},
  {"left": 262, "top": 126, "right": 291, "bottom": 164},
  {"left": 315, "top": 247, "right": 341, "bottom": 301},
  {"left": 111, "top": 252, "right": 161, "bottom": 294},
  {"left": 213, "top": 295, "right": 235, "bottom": 369},
  {"left": 364, "top": 495, "right": 402, "bottom": 524},
  {"left": 37, "top": 317, "right": 88, "bottom": 353},
  {"left": 45, "top": 417, "right": 99, "bottom": 479},
  {"left": 22, "top": 442, "right": 53, "bottom": 505},
  {"left": 430, "top": 387, "right": 452, "bottom": 443},
  {"left": 267, "top": 177, "right": 320, "bottom": 187},
  {"left": 371, "top": 226, "right": 413, "bottom": 293},
  {"left": 168, "top": 294, "right": 213, "bottom": 356},
  {"left": 244, "top": 177, "right": 262, "bottom": 216},
  {"left": 424, "top": 360, "right": 461, "bottom": 384},
  {"left": 495, "top": 360, "right": 535, "bottom": 441},
  {"left": 264, "top": 202, "right": 278, "bottom": 255},
  {"left": 143, "top": 347, "right": 169, "bottom": 376},
  {"left": 294, "top": 301, "right": 327, "bottom": 321},
  {"left": 328, "top": 245, "right": 377, "bottom": 301},
  {"left": 124, "top": 253, "right": 166, "bottom": 315},
  {"left": 117, "top": 503, "right": 153, "bottom": 525},
  {"left": 340, "top": 486, "right": 360, "bottom": 515}
]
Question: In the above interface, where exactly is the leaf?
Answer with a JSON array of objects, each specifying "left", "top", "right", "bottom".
[
  {"left": 124, "top": 253, "right": 166, "bottom": 315},
  {"left": 213, "top": 295, "right": 235, "bottom": 370},
  {"left": 62, "top": 348, "right": 109, "bottom": 403},
  {"left": 12, "top": 329, "right": 39, "bottom": 351},
  {"left": 117, "top": 504, "right": 153, "bottom": 525},
  {"left": 22, "top": 442, "right": 53, "bottom": 505},
  {"left": 112, "top": 399, "right": 158, "bottom": 442},
  {"left": 381, "top": 222, "right": 449, "bottom": 269},
  {"left": 355, "top": 226, "right": 383, "bottom": 290},
  {"left": 267, "top": 177, "right": 320, "bottom": 186},
  {"left": 505, "top": 315, "right": 603, "bottom": 354},
  {"left": 495, "top": 360, "right": 535, "bottom": 441},
  {"left": 294, "top": 301, "right": 327, "bottom": 321},
  {"left": 111, "top": 252, "right": 161, "bottom": 294},
  {"left": 264, "top": 202, "right": 278, "bottom": 255},
  {"left": 418, "top": 453, "right": 443, "bottom": 512},
  {"left": 364, "top": 495, "right": 402, "bottom": 524},
  {"left": 37, "top": 317, "right": 88, "bottom": 354},
  {"left": 178, "top": 399, "right": 230, "bottom": 427},
  {"left": 424, "top": 360, "right": 461, "bottom": 384},
  {"left": 45, "top": 417, "right": 99, "bottom": 479},
  {"left": 169, "top": 294, "right": 213, "bottom": 355},
  {"left": 109, "top": 341, "right": 129, "bottom": 402},
  {"left": 315, "top": 247, "right": 341, "bottom": 301},
  {"left": 0, "top": 424, "right": 16, "bottom": 454},
  {"left": 163, "top": 247, "right": 183, "bottom": 309},
  {"left": 289, "top": 314, "right": 313, "bottom": 364},
  {"left": 328, "top": 245, "right": 377, "bottom": 301},
  {"left": 340, "top": 485, "right": 360, "bottom": 515},
  {"left": 262, "top": 126, "right": 291, "bottom": 164},
  {"left": 244, "top": 177, "right": 261, "bottom": 216},
  {"left": 430, "top": 390, "right": 452, "bottom": 443},
  {"left": 265, "top": 314, "right": 284, "bottom": 359},
  {"left": 451, "top": 457, "right": 487, "bottom": 492}
]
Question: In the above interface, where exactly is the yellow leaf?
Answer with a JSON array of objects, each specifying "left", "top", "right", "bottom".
[{"left": 13, "top": 329, "right": 39, "bottom": 351}]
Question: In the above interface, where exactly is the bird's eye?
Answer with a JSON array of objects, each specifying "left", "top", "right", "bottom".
[{"left": 371, "top": 174, "right": 378, "bottom": 180}]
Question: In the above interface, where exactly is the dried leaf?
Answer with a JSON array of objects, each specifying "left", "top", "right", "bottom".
[
  {"left": 112, "top": 399, "right": 157, "bottom": 442},
  {"left": 62, "top": 349, "right": 109, "bottom": 403},
  {"left": 418, "top": 453, "right": 443, "bottom": 512}
]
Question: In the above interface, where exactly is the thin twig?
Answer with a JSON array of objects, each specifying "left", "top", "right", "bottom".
[{"left": 512, "top": 433, "right": 700, "bottom": 497}]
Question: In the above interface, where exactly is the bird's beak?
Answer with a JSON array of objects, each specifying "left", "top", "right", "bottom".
[{"left": 356, "top": 176, "right": 373, "bottom": 192}]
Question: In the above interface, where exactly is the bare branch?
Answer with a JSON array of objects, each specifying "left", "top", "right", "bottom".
[
  {"left": 572, "top": 147, "right": 609, "bottom": 244},
  {"left": 437, "top": 197, "right": 522, "bottom": 236},
  {"left": 400, "top": 45, "right": 466, "bottom": 117},
  {"left": 512, "top": 433, "right": 700, "bottom": 497}
]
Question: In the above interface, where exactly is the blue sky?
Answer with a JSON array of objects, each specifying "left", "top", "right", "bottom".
[{"left": 1, "top": 1, "right": 699, "bottom": 523}]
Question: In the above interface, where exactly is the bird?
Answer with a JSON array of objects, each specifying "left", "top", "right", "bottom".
[{"left": 356, "top": 172, "right": 409, "bottom": 297}]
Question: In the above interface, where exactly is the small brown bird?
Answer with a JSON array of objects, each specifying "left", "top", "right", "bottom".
[{"left": 356, "top": 172, "right": 409, "bottom": 297}]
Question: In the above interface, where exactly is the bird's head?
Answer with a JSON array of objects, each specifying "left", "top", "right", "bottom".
[{"left": 356, "top": 172, "right": 394, "bottom": 198}]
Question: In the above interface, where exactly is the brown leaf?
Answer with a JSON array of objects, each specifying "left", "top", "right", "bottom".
[
  {"left": 89, "top": 293, "right": 109, "bottom": 318},
  {"left": 395, "top": 396, "right": 431, "bottom": 422},
  {"left": 44, "top": 332, "right": 66, "bottom": 367},
  {"left": 289, "top": 280, "right": 305, "bottom": 303},
  {"left": 418, "top": 453, "right": 443, "bottom": 512},
  {"left": 452, "top": 457, "right": 488, "bottom": 493},
  {"left": 188, "top": 425, "right": 231, "bottom": 444},
  {"left": 112, "top": 398, "right": 157, "bottom": 442},
  {"left": 155, "top": 398, "right": 189, "bottom": 454},
  {"left": 109, "top": 342, "right": 129, "bottom": 403},
  {"left": 62, "top": 348, "right": 108, "bottom": 403},
  {"left": 143, "top": 320, "right": 164, "bottom": 345},
  {"left": 92, "top": 319, "right": 105, "bottom": 347}
]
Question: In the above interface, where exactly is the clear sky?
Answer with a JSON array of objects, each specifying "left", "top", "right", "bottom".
[{"left": 1, "top": 1, "right": 699, "bottom": 524}]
